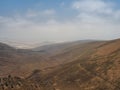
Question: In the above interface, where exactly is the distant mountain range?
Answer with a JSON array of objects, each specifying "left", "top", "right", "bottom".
[
  {"left": 0, "top": 38, "right": 120, "bottom": 90},
  {"left": 0, "top": 39, "right": 54, "bottom": 49}
]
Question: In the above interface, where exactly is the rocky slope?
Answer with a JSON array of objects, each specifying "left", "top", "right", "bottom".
[{"left": 0, "top": 39, "right": 120, "bottom": 90}]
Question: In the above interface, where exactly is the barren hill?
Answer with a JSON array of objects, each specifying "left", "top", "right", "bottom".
[{"left": 0, "top": 39, "right": 120, "bottom": 90}]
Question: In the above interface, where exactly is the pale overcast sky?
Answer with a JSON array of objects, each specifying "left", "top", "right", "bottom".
[{"left": 0, "top": 0, "right": 120, "bottom": 45}]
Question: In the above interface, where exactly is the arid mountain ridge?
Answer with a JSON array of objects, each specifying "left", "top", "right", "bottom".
[{"left": 0, "top": 39, "right": 120, "bottom": 90}]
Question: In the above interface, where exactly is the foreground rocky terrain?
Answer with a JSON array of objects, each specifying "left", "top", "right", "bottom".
[{"left": 0, "top": 39, "right": 120, "bottom": 90}]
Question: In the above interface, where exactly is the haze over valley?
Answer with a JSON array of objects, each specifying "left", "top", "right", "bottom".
[{"left": 0, "top": 0, "right": 120, "bottom": 90}]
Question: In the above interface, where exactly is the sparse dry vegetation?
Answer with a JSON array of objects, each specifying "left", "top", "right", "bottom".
[{"left": 0, "top": 39, "right": 120, "bottom": 90}]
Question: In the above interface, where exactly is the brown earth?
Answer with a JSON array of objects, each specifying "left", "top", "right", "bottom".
[{"left": 0, "top": 39, "right": 120, "bottom": 90}]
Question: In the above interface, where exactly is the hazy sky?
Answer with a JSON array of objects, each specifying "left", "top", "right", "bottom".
[{"left": 0, "top": 0, "right": 120, "bottom": 45}]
